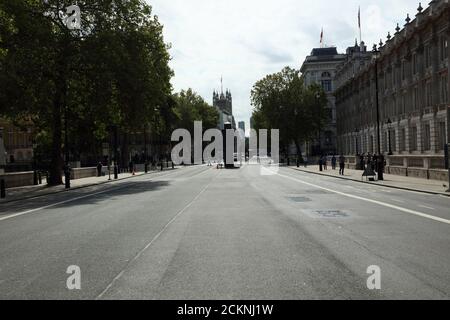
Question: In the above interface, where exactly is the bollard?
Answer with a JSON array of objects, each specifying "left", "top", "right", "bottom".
[
  {"left": 34, "top": 170, "right": 38, "bottom": 185},
  {"left": 1, "top": 179, "right": 5, "bottom": 199}
]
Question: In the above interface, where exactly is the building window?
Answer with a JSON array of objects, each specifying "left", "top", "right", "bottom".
[
  {"left": 410, "top": 126, "right": 418, "bottom": 151},
  {"left": 412, "top": 53, "right": 418, "bottom": 75},
  {"left": 423, "top": 123, "right": 431, "bottom": 151},
  {"left": 441, "top": 74, "right": 448, "bottom": 104},
  {"left": 390, "top": 129, "right": 397, "bottom": 152},
  {"left": 322, "top": 71, "right": 331, "bottom": 78},
  {"left": 413, "top": 87, "right": 420, "bottom": 110},
  {"left": 440, "top": 37, "right": 448, "bottom": 61},
  {"left": 400, "top": 128, "right": 406, "bottom": 152},
  {"left": 321, "top": 80, "right": 332, "bottom": 92},
  {"left": 425, "top": 81, "right": 433, "bottom": 107},
  {"left": 425, "top": 45, "right": 432, "bottom": 68},
  {"left": 401, "top": 61, "right": 406, "bottom": 80},
  {"left": 438, "top": 121, "right": 446, "bottom": 151}
]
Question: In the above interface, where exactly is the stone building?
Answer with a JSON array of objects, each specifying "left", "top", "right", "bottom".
[
  {"left": 213, "top": 88, "right": 236, "bottom": 130},
  {"left": 300, "top": 47, "right": 347, "bottom": 156},
  {"left": 334, "top": 0, "right": 449, "bottom": 181},
  {"left": 0, "top": 118, "right": 34, "bottom": 166}
]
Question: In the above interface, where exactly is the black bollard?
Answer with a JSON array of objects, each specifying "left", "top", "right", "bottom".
[
  {"left": 114, "top": 165, "right": 119, "bottom": 179},
  {"left": 1, "top": 179, "right": 6, "bottom": 199}
]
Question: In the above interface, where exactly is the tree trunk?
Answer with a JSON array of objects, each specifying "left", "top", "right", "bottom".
[{"left": 48, "top": 96, "right": 63, "bottom": 186}]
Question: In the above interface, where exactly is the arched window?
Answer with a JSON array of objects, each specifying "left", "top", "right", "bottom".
[{"left": 322, "top": 71, "right": 331, "bottom": 78}]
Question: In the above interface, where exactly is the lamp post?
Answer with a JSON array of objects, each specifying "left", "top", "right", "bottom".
[
  {"left": 143, "top": 124, "right": 148, "bottom": 173},
  {"left": 373, "top": 44, "right": 384, "bottom": 181},
  {"left": 446, "top": 105, "right": 450, "bottom": 192},
  {"left": 316, "top": 92, "right": 323, "bottom": 156},
  {"left": 387, "top": 118, "right": 393, "bottom": 156},
  {"left": 32, "top": 139, "right": 38, "bottom": 185},
  {"left": 113, "top": 126, "right": 119, "bottom": 179},
  {"left": 64, "top": 104, "right": 71, "bottom": 189}
]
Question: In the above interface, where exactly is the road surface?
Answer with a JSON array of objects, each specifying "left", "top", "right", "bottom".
[{"left": 0, "top": 164, "right": 449, "bottom": 299}]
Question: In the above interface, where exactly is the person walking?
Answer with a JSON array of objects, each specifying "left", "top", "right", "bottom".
[
  {"left": 331, "top": 155, "right": 337, "bottom": 170},
  {"left": 318, "top": 156, "right": 323, "bottom": 172},
  {"left": 339, "top": 154, "right": 346, "bottom": 176},
  {"left": 323, "top": 156, "right": 328, "bottom": 170}
]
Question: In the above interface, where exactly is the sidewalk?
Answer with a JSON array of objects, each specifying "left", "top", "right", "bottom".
[
  {"left": 289, "top": 165, "right": 450, "bottom": 196},
  {"left": 0, "top": 169, "right": 173, "bottom": 204}
]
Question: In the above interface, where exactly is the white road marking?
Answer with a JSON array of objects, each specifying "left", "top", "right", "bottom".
[
  {"left": 276, "top": 171, "right": 450, "bottom": 225},
  {"left": 96, "top": 176, "right": 214, "bottom": 300},
  {"left": 419, "top": 205, "right": 436, "bottom": 211},
  {"left": 0, "top": 167, "right": 209, "bottom": 223},
  {"left": 390, "top": 199, "right": 405, "bottom": 204}
]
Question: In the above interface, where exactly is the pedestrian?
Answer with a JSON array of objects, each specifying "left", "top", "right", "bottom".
[
  {"left": 331, "top": 155, "right": 337, "bottom": 170},
  {"left": 319, "top": 156, "right": 323, "bottom": 172},
  {"left": 339, "top": 154, "right": 346, "bottom": 175},
  {"left": 129, "top": 160, "right": 134, "bottom": 174},
  {"left": 97, "top": 162, "right": 103, "bottom": 177},
  {"left": 323, "top": 156, "right": 328, "bottom": 170}
]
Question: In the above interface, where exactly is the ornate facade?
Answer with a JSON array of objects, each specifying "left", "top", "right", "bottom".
[
  {"left": 300, "top": 47, "right": 347, "bottom": 155},
  {"left": 335, "top": 0, "right": 449, "bottom": 180}
]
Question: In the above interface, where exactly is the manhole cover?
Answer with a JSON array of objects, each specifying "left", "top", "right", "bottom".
[
  {"left": 287, "top": 197, "right": 312, "bottom": 203},
  {"left": 313, "top": 210, "right": 348, "bottom": 218}
]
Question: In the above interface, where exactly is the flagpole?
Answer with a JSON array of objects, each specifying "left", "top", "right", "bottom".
[{"left": 358, "top": 6, "right": 362, "bottom": 45}]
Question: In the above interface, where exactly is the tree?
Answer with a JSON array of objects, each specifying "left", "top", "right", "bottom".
[
  {"left": 0, "top": 0, "right": 172, "bottom": 185},
  {"left": 172, "top": 89, "right": 219, "bottom": 135},
  {"left": 251, "top": 67, "right": 328, "bottom": 158}
]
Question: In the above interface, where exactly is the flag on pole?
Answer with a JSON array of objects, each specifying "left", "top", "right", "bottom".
[
  {"left": 358, "top": 6, "right": 362, "bottom": 45},
  {"left": 358, "top": 6, "right": 361, "bottom": 28},
  {"left": 320, "top": 28, "right": 323, "bottom": 47}
]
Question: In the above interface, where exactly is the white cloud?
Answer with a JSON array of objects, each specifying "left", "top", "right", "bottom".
[{"left": 147, "top": 0, "right": 419, "bottom": 130}]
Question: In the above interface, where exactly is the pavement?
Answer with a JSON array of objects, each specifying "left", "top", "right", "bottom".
[
  {"left": 290, "top": 165, "right": 450, "bottom": 196},
  {"left": 0, "top": 164, "right": 449, "bottom": 300},
  {"left": 0, "top": 169, "right": 166, "bottom": 204}
]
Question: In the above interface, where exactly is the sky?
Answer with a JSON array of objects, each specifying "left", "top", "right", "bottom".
[{"left": 147, "top": 0, "right": 417, "bottom": 132}]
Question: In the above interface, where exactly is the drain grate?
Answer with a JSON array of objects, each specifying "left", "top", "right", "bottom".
[
  {"left": 287, "top": 196, "right": 312, "bottom": 203},
  {"left": 313, "top": 210, "right": 348, "bottom": 218}
]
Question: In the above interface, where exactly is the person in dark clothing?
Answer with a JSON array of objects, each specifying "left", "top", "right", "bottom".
[
  {"left": 129, "top": 160, "right": 134, "bottom": 174},
  {"left": 319, "top": 157, "right": 323, "bottom": 172},
  {"left": 331, "top": 155, "right": 337, "bottom": 170},
  {"left": 339, "top": 155, "right": 346, "bottom": 175},
  {"left": 97, "top": 162, "right": 103, "bottom": 177}
]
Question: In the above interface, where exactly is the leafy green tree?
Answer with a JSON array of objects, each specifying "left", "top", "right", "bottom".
[
  {"left": 0, "top": 0, "right": 172, "bottom": 185},
  {"left": 251, "top": 67, "right": 328, "bottom": 158},
  {"left": 172, "top": 89, "right": 219, "bottom": 135}
]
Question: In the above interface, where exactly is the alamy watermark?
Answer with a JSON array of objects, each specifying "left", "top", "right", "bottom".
[
  {"left": 66, "top": 265, "right": 81, "bottom": 290},
  {"left": 366, "top": 265, "right": 381, "bottom": 290},
  {"left": 171, "top": 121, "right": 280, "bottom": 175},
  {"left": 64, "top": 5, "right": 81, "bottom": 30}
]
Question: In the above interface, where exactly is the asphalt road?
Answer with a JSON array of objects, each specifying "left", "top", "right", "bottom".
[{"left": 0, "top": 164, "right": 449, "bottom": 300}]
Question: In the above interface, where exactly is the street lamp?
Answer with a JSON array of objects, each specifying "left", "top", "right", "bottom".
[
  {"left": 387, "top": 118, "right": 393, "bottom": 156},
  {"left": 446, "top": 105, "right": 450, "bottom": 192},
  {"left": 372, "top": 43, "right": 384, "bottom": 181},
  {"left": 144, "top": 124, "right": 148, "bottom": 174},
  {"left": 64, "top": 105, "right": 71, "bottom": 189},
  {"left": 316, "top": 92, "right": 323, "bottom": 156},
  {"left": 32, "top": 139, "right": 38, "bottom": 185}
]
